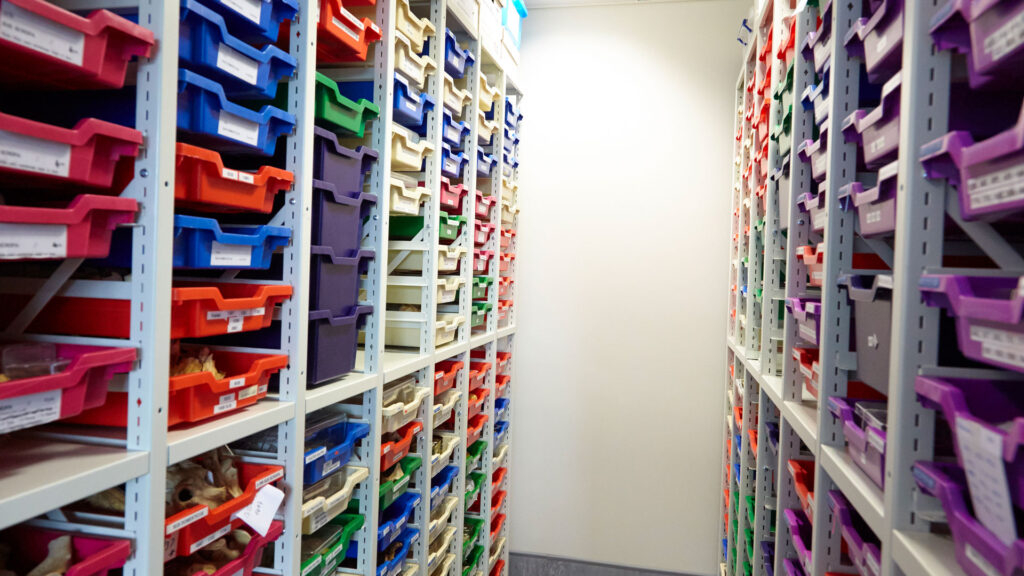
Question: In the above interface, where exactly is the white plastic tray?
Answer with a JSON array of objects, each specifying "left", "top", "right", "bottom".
[
  {"left": 395, "top": 31, "right": 437, "bottom": 90},
  {"left": 430, "top": 552, "right": 456, "bottom": 576},
  {"left": 428, "top": 526, "right": 457, "bottom": 573},
  {"left": 384, "top": 310, "right": 428, "bottom": 348},
  {"left": 489, "top": 536, "right": 507, "bottom": 570},
  {"left": 430, "top": 433, "right": 460, "bottom": 476},
  {"left": 477, "top": 110, "right": 499, "bottom": 144},
  {"left": 429, "top": 496, "right": 459, "bottom": 543},
  {"left": 300, "top": 465, "right": 369, "bottom": 535},
  {"left": 478, "top": 74, "right": 501, "bottom": 112},
  {"left": 382, "top": 378, "right": 431, "bottom": 433},
  {"left": 433, "top": 389, "right": 461, "bottom": 429},
  {"left": 390, "top": 174, "right": 430, "bottom": 216},
  {"left": 389, "top": 245, "right": 466, "bottom": 274},
  {"left": 491, "top": 443, "right": 509, "bottom": 470},
  {"left": 392, "top": 123, "right": 436, "bottom": 172},
  {"left": 500, "top": 196, "right": 518, "bottom": 225},
  {"left": 443, "top": 74, "right": 472, "bottom": 117},
  {"left": 435, "top": 313, "right": 465, "bottom": 346},
  {"left": 395, "top": 0, "right": 435, "bottom": 53},
  {"left": 388, "top": 276, "right": 462, "bottom": 306}
]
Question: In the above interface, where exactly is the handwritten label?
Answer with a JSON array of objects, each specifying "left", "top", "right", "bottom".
[
  {"left": 958, "top": 418, "right": 1018, "bottom": 545},
  {"left": 163, "top": 532, "right": 179, "bottom": 562},
  {"left": 217, "top": 43, "right": 259, "bottom": 85},
  {"left": 210, "top": 241, "right": 253, "bottom": 267},
  {"left": 217, "top": 111, "right": 259, "bottom": 147},
  {"left": 0, "top": 1, "right": 83, "bottom": 65},
  {"left": 0, "top": 129, "right": 71, "bottom": 177},
  {"left": 219, "top": 0, "right": 262, "bottom": 23},
  {"left": 0, "top": 388, "right": 61, "bottom": 434},
  {"left": 236, "top": 484, "right": 285, "bottom": 536}
]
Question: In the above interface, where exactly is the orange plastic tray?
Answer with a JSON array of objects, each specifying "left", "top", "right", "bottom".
[
  {"left": 175, "top": 144, "right": 293, "bottom": 213},
  {"left": 748, "top": 429, "right": 758, "bottom": 454},
  {"left": 492, "top": 466, "right": 507, "bottom": 492},
  {"left": 490, "top": 513, "right": 506, "bottom": 540},
  {"left": 467, "top": 386, "right": 491, "bottom": 420},
  {"left": 171, "top": 283, "right": 293, "bottom": 339},
  {"left": 788, "top": 459, "right": 815, "bottom": 520},
  {"left": 467, "top": 413, "right": 488, "bottom": 446},
  {"left": 434, "top": 360, "right": 463, "bottom": 395},
  {"left": 381, "top": 420, "right": 423, "bottom": 469},
  {"left": 495, "top": 374, "right": 510, "bottom": 397},
  {"left": 468, "top": 361, "right": 491, "bottom": 391},
  {"left": 316, "top": 0, "right": 382, "bottom": 63}
]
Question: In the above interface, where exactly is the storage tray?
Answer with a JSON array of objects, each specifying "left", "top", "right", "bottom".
[
  {"left": 378, "top": 492, "right": 421, "bottom": 551},
  {"left": 435, "top": 360, "right": 464, "bottom": 395},
  {"left": 803, "top": 0, "right": 833, "bottom": 73},
  {"left": 494, "top": 351, "right": 511, "bottom": 374},
  {"left": 440, "top": 177, "right": 470, "bottom": 212},
  {"left": 396, "top": 0, "right": 435, "bottom": 53},
  {"left": 442, "top": 111, "right": 471, "bottom": 148},
  {"left": 496, "top": 373, "right": 510, "bottom": 397},
  {"left": 761, "top": 540, "right": 775, "bottom": 576},
  {"left": 374, "top": 528, "right": 419, "bottom": 576},
  {"left": 177, "top": 70, "right": 295, "bottom": 156},
  {"left": 301, "top": 466, "right": 369, "bottom": 535},
  {"left": 467, "top": 413, "right": 488, "bottom": 446},
  {"left": 844, "top": 0, "right": 904, "bottom": 84},
  {"left": 387, "top": 73, "right": 436, "bottom": 131},
  {"left": 301, "top": 514, "right": 363, "bottom": 575},
  {"left": 491, "top": 558, "right": 506, "bottom": 576},
  {"left": 312, "top": 181, "right": 377, "bottom": 256},
  {"left": 382, "top": 378, "right": 431, "bottom": 434},
  {"left": 390, "top": 174, "right": 431, "bottom": 216},
  {"left": 797, "top": 123, "right": 829, "bottom": 183},
  {"left": 433, "top": 389, "right": 461, "bottom": 428},
  {"left": 473, "top": 276, "right": 494, "bottom": 300},
  {"left": 467, "top": 440, "right": 487, "bottom": 472},
  {"left": 478, "top": 110, "right": 500, "bottom": 146},
  {"left": 801, "top": 64, "right": 830, "bottom": 127},
  {"left": 441, "top": 143, "right": 470, "bottom": 179},
  {"left": 916, "top": 373, "right": 1024, "bottom": 508},
  {"left": 490, "top": 513, "right": 506, "bottom": 541},
  {"left": 0, "top": 194, "right": 137, "bottom": 260},
  {"left": 478, "top": 74, "right": 501, "bottom": 113},
  {"left": 829, "top": 398, "right": 887, "bottom": 489},
  {"left": 475, "top": 221, "right": 496, "bottom": 247},
  {"left": 380, "top": 455, "right": 422, "bottom": 510},
  {"left": 445, "top": 28, "right": 476, "bottom": 79},
  {"left": 830, "top": 491, "right": 882, "bottom": 576},
  {"left": 472, "top": 302, "right": 491, "bottom": 329},
  {"left": 180, "top": 0, "right": 296, "bottom": 99},
  {"left": 434, "top": 553, "right": 457, "bottom": 576},
  {"left": 0, "top": 112, "right": 142, "bottom": 190},
  {"left": 770, "top": 104, "right": 793, "bottom": 159},
  {"left": 918, "top": 273, "right": 1024, "bottom": 373},
  {"left": 796, "top": 186, "right": 828, "bottom": 233},
  {"left": 431, "top": 464, "right": 459, "bottom": 511},
  {"left": 313, "top": 73, "right": 380, "bottom": 138},
  {"left": 304, "top": 416, "right": 370, "bottom": 486},
  {"left": 430, "top": 496, "right": 459, "bottom": 542},
  {"left": 170, "top": 282, "right": 292, "bottom": 339},
  {"left": 930, "top": 0, "right": 1024, "bottom": 89},
  {"left": 308, "top": 305, "right": 373, "bottom": 386},
  {"left": 435, "top": 313, "right": 465, "bottom": 346},
  {"left": 444, "top": 74, "right": 473, "bottom": 115},
  {"left": 500, "top": 228, "right": 515, "bottom": 250},
  {"left": 840, "top": 273, "right": 893, "bottom": 393},
  {"left": 176, "top": 143, "right": 293, "bottom": 213},
  {"left": 310, "top": 247, "right": 374, "bottom": 316},
  {"left": 431, "top": 432, "right": 461, "bottom": 476},
  {"left": 173, "top": 215, "right": 290, "bottom": 270},
  {"left": 0, "top": 0, "right": 154, "bottom": 90},
  {"left": 784, "top": 509, "right": 813, "bottom": 575},
  {"left": 0, "top": 525, "right": 131, "bottom": 575},
  {"left": 474, "top": 249, "right": 494, "bottom": 275},
  {"left": 788, "top": 459, "right": 816, "bottom": 520},
  {"left": 477, "top": 150, "right": 497, "bottom": 177},
  {"left": 494, "top": 420, "right": 509, "bottom": 446},
  {"left": 203, "top": 0, "right": 296, "bottom": 44},
  {"left": 395, "top": 31, "right": 438, "bottom": 91},
  {"left": 842, "top": 72, "right": 901, "bottom": 170},
  {"left": 313, "top": 127, "right": 379, "bottom": 193},
  {"left": 185, "top": 522, "right": 285, "bottom": 576},
  {"left": 316, "top": 0, "right": 382, "bottom": 63},
  {"left": 494, "top": 397, "right": 510, "bottom": 422},
  {"left": 382, "top": 421, "right": 424, "bottom": 470},
  {"left": 464, "top": 544, "right": 484, "bottom": 575},
  {"left": 786, "top": 297, "right": 822, "bottom": 346},
  {"left": 463, "top": 517, "right": 485, "bottom": 557},
  {"left": 839, "top": 161, "right": 898, "bottom": 237},
  {"left": 163, "top": 462, "right": 284, "bottom": 561},
  {"left": 467, "top": 386, "right": 491, "bottom": 419},
  {"left": 469, "top": 361, "right": 492, "bottom": 390},
  {"left": 429, "top": 526, "right": 458, "bottom": 573},
  {"left": 392, "top": 123, "right": 436, "bottom": 172}
]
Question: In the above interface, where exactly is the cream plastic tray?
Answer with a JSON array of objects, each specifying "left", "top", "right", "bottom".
[
  {"left": 429, "top": 497, "right": 458, "bottom": 544},
  {"left": 500, "top": 196, "right": 518, "bottom": 225},
  {"left": 382, "top": 378, "right": 431, "bottom": 433},
  {"left": 478, "top": 74, "right": 501, "bottom": 112},
  {"left": 392, "top": 123, "right": 436, "bottom": 172},
  {"left": 396, "top": 0, "right": 435, "bottom": 53},
  {"left": 491, "top": 443, "right": 509, "bottom": 470},
  {"left": 395, "top": 31, "right": 437, "bottom": 90},
  {"left": 477, "top": 110, "right": 499, "bottom": 144},
  {"left": 390, "top": 174, "right": 430, "bottom": 215},
  {"left": 435, "top": 313, "right": 465, "bottom": 346},
  {"left": 436, "top": 275, "right": 465, "bottom": 304},
  {"left": 430, "top": 552, "right": 456, "bottom": 576},
  {"left": 389, "top": 245, "right": 466, "bottom": 274},
  {"left": 433, "top": 389, "right": 461, "bottom": 429},
  {"left": 384, "top": 310, "right": 428, "bottom": 348},
  {"left": 430, "top": 433, "right": 460, "bottom": 476},
  {"left": 443, "top": 74, "right": 472, "bottom": 117},
  {"left": 489, "top": 536, "right": 506, "bottom": 570},
  {"left": 501, "top": 176, "right": 518, "bottom": 204},
  {"left": 300, "top": 465, "right": 369, "bottom": 535},
  {"left": 428, "top": 526, "right": 457, "bottom": 573},
  {"left": 400, "top": 564, "right": 418, "bottom": 576},
  {"left": 387, "top": 276, "right": 463, "bottom": 306}
]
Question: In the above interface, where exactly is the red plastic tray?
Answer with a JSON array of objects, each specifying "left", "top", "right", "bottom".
[
  {"left": 468, "top": 361, "right": 491, "bottom": 390},
  {"left": 492, "top": 466, "right": 507, "bottom": 492},
  {"left": 495, "top": 351, "right": 510, "bottom": 373},
  {"left": 490, "top": 513, "right": 506, "bottom": 540},
  {"left": 439, "top": 177, "right": 469, "bottom": 213},
  {"left": 316, "top": 0, "right": 382, "bottom": 63},
  {"left": 474, "top": 220, "right": 495, "bottom": 246},
  {"left": 0, "top": 112, "right": 142, "bottom": 190},
  {"left": 499, "top": 253, "right": 515, "bottom": 273},
  {"left": 475, "top": 190, "right": 496, "bottom": 220},
  {"left": 798, "top": 243, "right": 889, "bottom": 287},
  {"left": 474, "top": 249, "right": 494, "bottom": 274},
  {"left": 381, "top": 420, "right": 423, "bottom": 469},
  {"left": 163, "top": 462, "right": 284, "bottom": 561},
  {"left": 467, "top": 386, "right": 491, "bottom": 419},
  {"left": 176, "top": 143, "right": 294, "bottom": 213},
  {"left": 71, "top": 349, "right": 288, "bottom": 427},
  {"left": 491, "top": 559, "right": 506, "bottom": 576},
  {"left": 467, "top": 413, "right": 488, "bottom": 446},
  {"left": 788, "top": 459, "right": 815, "bottom": 520},
  {"left": 171, "top": 283, "right": 293, "bottom": 339},
  {"left": 434, "top": 360, "right": 463, "bottom": 395},
  {"left": 1, "top": 525, "right": 131, "bottom": 575},
  {"left": 0, "top": 0, "right": 154, "bottom": 89},
  {"left": 497, "top": 277, "right": 513, "bottom": 299},
  {"left": 468, "top": 488, "right": 505, "bottom": 515},
  {"left": 0, "top": 194, "right": 137, "bottom": 260},
  {"left": 0, "top": 343, "right": 135, "bottom": 434},
  {"left": 499, "top": 228, "right": 515, "bottom": 250},
  {"left": 498, "top": 299, "right": 512, "bottom": 322},
  {"left": 495, "top": 374, "right": 510, "bottom": 397},
  {"left": 195, "top": 521, "right": 284, "bottom": 576}
]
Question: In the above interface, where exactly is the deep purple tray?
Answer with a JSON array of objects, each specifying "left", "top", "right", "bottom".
[
  {"left": 844, "top": 0, "right": 904, "bottom": 84},
  {"left": 760, "top": 541, "right": 775, "bottom": 576},
  {"left": 839, "top": 160, "right": 899, "bottom": 237},
  {"left": 843, "top": 72, "right": 901, "bottom": 170},
  {"left": 798, "top": 123, "right": 829, "bottom": 183},
  {"left": 784, "top": 509, "right": 812, "bottom": 575},
  {"left": 801, "top": 0, "right": 833, "bottom": 74},
  {"left": 829, "top": 398, "right": 887, "bottom": 489},
  {"left": 829, "top": 490, "right": 882, "bottom": 576},
  {"left": 916, "top": 374, "right": 1024, "bottom": 508},
  {"left": 914, "top": 461, "right": 1024, "bottom": 576},
  {"left": 310, "top": 246, "right": 375, "bottom": 317},
  {"left": 787, "top": 297, "right": 823, "bottom": 346},
  {"left": 783, "top": 558, "right": 806, "bottom": 576},
  {"left": 796, "top": 185, "right": 828, "bottom": 232},
  {"left": 839, "top": 273, "right": 893, "bottom": 394},
  {"left": 308, "top": 305, "right": 372, "bottom": 386},
  {"left": 920, "top": 105, "right": 1024, "bottom": 221},
  {"left": 313, "top": 127, "right": 378, "bottom": 193},
  {"left": 312, "top": 179, "right": 377, "bottom": 256},
  {"left": 918, "top": 273, "right": 1024, "bottom": 373},
  {"left": 931, "top": 0, "right": 1024, "bottom": 89}
]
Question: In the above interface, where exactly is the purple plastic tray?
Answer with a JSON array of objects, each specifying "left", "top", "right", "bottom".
[
  {"left": 914, "top": 461, "right": 1024, "bottom": 576},
  {"left": 801, "top": 63, "right": 831, "bottom": 127},
  {"left": 829, "top": 491, "right": 882, "bottom": 576},
  {"left": 784, "top": 509, "right": 812, "bottom": 575},
  {"left": 843, "top": 72, "right": 901, "bottom": 170},
  {"left": 829, "top": 398, "right": 887, "bottom": 489},
  {"left": 840, "top": 273, "right": 894, "bottom": 394},
  {"left": 760, "top": 541, "right": 775, "bottom": 576},
  {"left": 918, "top": 273, "right": 1024, "bottom": 373},
  {"left": 839, "top": 161, "right": 899, "bottom": 237},
  {"left": 787, "top": 297, "right": 823, "bottom": 346},
  {"left": 798, "top": 123, "right": 830, "bottom": 183},
  {"left": 801, "top": 0, "right": 833, "bottom": 74},
  {"left": 313, "top": 127, "right": 378, "bottom": 192},
  {"left": 916, "top": 374, "right": 1024, "bottom": 508},
  {"left": 310, "top": 246, "right": 374, "bottom": 317},
  {"left": 308, "top": 305, "right": 373, "bottom": 386},
  {"left": 796, "top": 186, "right": 828, "bottom": 232},
  {"left": 312, "top": 179, "right": 377, "bottom": 256},
  {"left": 844, "top": 0, "right": 904, "bottom": 84},
  {"left": 931, "top": 0, "right": 1024, "bottom": 89},
  {"left": 782, "top": 558, "right": 805, "bottom": 576},
  {"left": 921, "top": 105, "right": 1024, "bottom": 221}
]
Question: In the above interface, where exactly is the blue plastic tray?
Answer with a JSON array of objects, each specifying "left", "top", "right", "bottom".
[
  {"left": 504, "top": 99, "right": 522, "bottom": 130},
  {"left": 177, "top": 70, "right": 295, "bottom": 156},
  {"left": 310, "top": 246, "right": 375, "bottom": 317},
  {"left": 348, "top": 527, "right": 419, "bottom": 576},
  {"left": 172, "top": 215, "right": 290, "bottom": 269},
  {"left": 502, "top": 125, "right": 518, "bottom": 155},
  {"left": 494, "top": 421, "right": 509, "bottom": 447},
  {"left": 477, "top": 150, "right": 496, "bottom": 178},
  {"left": 303, "top": 420, "right": 371, "bottom": 486},
  {"left": 430, "top": 465, "right": 459, "bottom": 511},
  {"left": 444, "top": 29, "right": 475, "bottom": 79},
  {"left": 377, "top": 492, "right": 420, "bottom": 551},
  {"left": 308, "top": 305, "right": 373, "bottom": 387},
  {"left": 441, "top": 143, "right": 469, "bottom": 180},
  {"left": 494, "top": 397, "right": 510, "bottom": 421},
  {"left": 312, "top": 180, "right": 378, "bottom": 257},
  {"left": 393, "top": 74, "right": 435, "bottom": 131},
  {"left": 441, "top": 111, "right": 470, "bottom": 148},
  {"left": 179, "top": 0, "right": 296, "bottom": 99},
  {"left": 202, "top": 0, "right": 298, "bottom": 44}
]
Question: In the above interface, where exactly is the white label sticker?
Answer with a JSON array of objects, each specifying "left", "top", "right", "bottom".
[
  {"left": 967, "top": 162, "right": 1024, "bottom": 211},
  {"left": 166, "top": 508, "right": 209, "bottom": 535},
  {"left": 0, "top": 2, "right": 84, "bottom": 65},
  {"left": 163, "top": 532, "right": 179, "bottom": 562},
  {"left": 190, "top": 524, "right": 231, "bottom": 554},
  {"left": 865, "top": 551, "right": 881, "bottom": 576},
  {"left": 255, "top": 468, "right": 284, "bottom": 489},
  {"left": 301, "top": 557, "right": 322, "bottom": 576},
  {"left": 322, "top": 458, "right": 340, "bottom": 476},
  {"left": 957, "top": 418, "right": 1018, "bottom": 546},
  {"left": 210, "top": 241, "right": 253, "bottom": 267},
  {"left": 310, "top": 507, "right": 329, "bottom": 533},
  {"left": 864, "top": 208, "right": 883, "bottom": 225},
  {"left": 216, "top": 43, "right": 259, "bottom": 85},
  {"left": 332, "top": 14, "right": 363, "bottom": 42},
  {"left": 217, "top": 111, "right": 260, "bottom": 147},
  {"left": 970, "top": 324, "right": 1024, "bottom": 369},
  {"left": 0, "top": 222, "right": 67, "bottom": 260},
  {"left": 213, "top": 399, "right": 237, "bottom": 414},
  {"left": 236, "top": 484, "right": 285, "bottom": 536},
  {"left": 219, "top": 0, "right": 263, "bottom": 24},
  {"left": 221, "top": 168, "right": 257, "bottom": 184},
  {"left": 229, "top": 377, "right": 246, "bottom": 389},
  {"left": 984, "top": 9, "right": 1024, "bottom": 62},
  {"left": 0, "top": 388, "right": 62, "bottom": 434},
  {"left": 868, "top": 135, "right": 888, "bottom": 156},
  {"left": 257, "top": 384, "right": 268, "bottom": 394},
  {"left": 0, "top": 129, "right": 71, "bottom": 177},
  {"left": 238, "top": 385, "right": 259, "bottom": 400},
  {"left": 306, "top": 446, "right": 327, "bottom": 464}
]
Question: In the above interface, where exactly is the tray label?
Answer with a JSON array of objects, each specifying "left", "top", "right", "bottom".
[
  {"left": 985, "top": 9, "right": 1024, "bottom": 62},
  {"left": 216, "top": 43, "right": 259, "bottom": 85},
  {"left": 189, "top": 524, "right": 231, "bottom": 554},
  {"left": 0, "top": 388, "right": 61, "bottom": 434},
  {"left": 238, "top": 385, "right": 259, "bottom": 400},
  {"left": 966, "top": 544, "right": 1004, "bottom": 576},
  {"left": 0, "top": 2, "right": 84, "bottom": 66},
  {"left": 217, "top": 111, "right": 260, "bottom": 147},
  {"left": 210, "top": 241, "right": 253, "bottom": 267},
  {"left": 213, "top": 394, "right": 237, "bottom": 415},
  {"left": 0, "top": 129, "right": 71, "bottom": 177},
  {"left": 970, "top": 324, "right": 1024, "bottom": 369},
  {"left": 0, "top": 222, "right": 67, "bottom": 259},
  {"left": 332, "top": 13, "right": 363, "bottom": 42},
  {"left": 219, "top": 0, "right": 262, "bottom": 24},
  {"left": 305, "top": 446, "right": 327, "bottom": 464},
  {"left": 309, "top": 507, "right": 329, "bottom": 533},
  {"left": 221, "top": 168, "right": 256, "bottom": 184},
  {"left": 166, "top": 508, "right": 208, "bottom": 535},
  {"left": 957, "top": 418, "right": 1018, "bottom": 546},
  {"left": 967, "top": 163, "right": 1024, "bottom": 212}
]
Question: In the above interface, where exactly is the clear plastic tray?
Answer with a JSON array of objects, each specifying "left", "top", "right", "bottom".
[
  {"left": 301, "top": 465, "right": 369, "bottom": 535},
  {"left": 431, "top": 433, "right": 461, "bottom": 476},
  {"left": 429, "top": 496, "right": 459, "bottom": 542}
]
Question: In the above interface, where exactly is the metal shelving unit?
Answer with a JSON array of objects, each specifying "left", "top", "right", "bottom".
[{"left": 0, "top": 0, "right": 522, "bottom": 574}]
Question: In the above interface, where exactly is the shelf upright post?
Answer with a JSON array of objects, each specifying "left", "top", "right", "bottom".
[
  {"left": 120, "top": 0, "right": 177, "bottom": 573},
  {"left": 882, "top": 2, "right": 951, "bottom": 575},
  {"left": 773, "top": 418, "right": 803, "bottom": 576},
  {"left": 499, "top": 333, "right": 514, "bottom": 568},
  {"left": 761, "top": 1, "right": 786, "bottom": 381},
  {"left": 355, "top": 386, "right": 384, "bottom": 575},
  {"left": 737, "top": 370, "right": 759, "bottom": 573},
  {"left": 745, "top": 44, "right": 763, "bottom": 361},
  {"left": 477, "top": 340, "right": 498, "bottom": 569},
  {"left": 419, "top": 0, "right": 445, "bottom": 359},
  {"left": 753, "top": 385, "right": 780, "bottom": 576},
  {"left": 451, "top": 350, "right": 471, "bottom": 575}
]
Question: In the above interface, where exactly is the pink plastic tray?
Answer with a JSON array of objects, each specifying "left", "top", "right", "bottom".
[{"left": 0, "top": 194, "right": 137, "bottom": 260}]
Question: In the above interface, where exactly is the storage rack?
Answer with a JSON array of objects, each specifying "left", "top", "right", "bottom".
[
  {"left": 722, "top": 2, "right": 1024, "bottom": 576},
  {"left": 0, "top": 0, "right": 523, "bottom": 574}
]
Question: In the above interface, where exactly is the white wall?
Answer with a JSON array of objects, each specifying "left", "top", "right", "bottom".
[{"left": 509, "top": 2, "right": 749, "bottom": 573}]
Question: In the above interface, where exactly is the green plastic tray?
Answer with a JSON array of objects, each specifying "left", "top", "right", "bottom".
[
  {"left": 390, "top": 215, "right": 425, "bottom": 240},
  {"left": 465, "top": 471, "right": 486, "bottom": 510},
  {"left": 744, "top": 528, "right": 753, "bottom": 560},
  {"left": 770, "top": 104, "right": 793, "bottom": 158},
  {"left": 440, "top": 213, "right": 466, "bottom": 242},
  {"left": 379, "top": 455, "right": 422, "bottom": 510},
  {"left": 312, "top": 72, "right": 379, "bottom": 137},
  {"left": 773, "top": 62, "right": 794, "bottom": 102},
  {"left": 463, "top": 517, "right": 485, "bottom": 557},
  {"left": 472, "top": 276, "right": 494, "bottom": 300},
  {"left": 472, "top": 309, "right": 486, "bottom": 328},
  {"left": 300, "top": 513, "right": 364, "bottom": 576},
  {"left": 466, "top": 440, "right": 487, "bottom": 471},
  {"left": 462, "top": 544, "right": 484, "bottom": 576}
]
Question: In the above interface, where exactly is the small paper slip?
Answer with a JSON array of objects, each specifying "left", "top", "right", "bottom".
[
  {"left": 236, "top": 484, "right": 285, "bottom": 537},
  {"left": 958, "top": 418, "right": 1018, "bottom": 546}
]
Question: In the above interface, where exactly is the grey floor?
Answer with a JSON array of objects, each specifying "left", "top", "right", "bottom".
[{"left": 509, "top": 553, "right": 685, "bottom": 576}]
